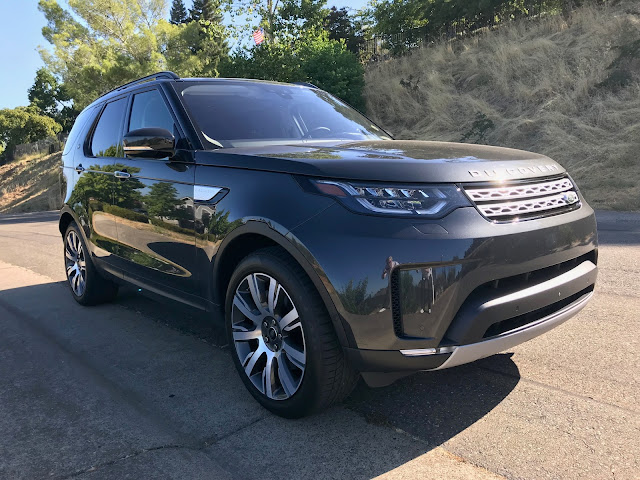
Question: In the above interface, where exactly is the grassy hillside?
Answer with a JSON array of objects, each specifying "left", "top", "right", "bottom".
[
  {"left": 364, "top": 1, "right": 640, "bottom": 210},
  {"left": 0, "top": 152, "right": 63, "bottom": 213}
]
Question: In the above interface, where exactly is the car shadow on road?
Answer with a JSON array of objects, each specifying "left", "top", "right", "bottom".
[
  {"left": 113, "top": 285, "right": 521, "bottom": 476},
  {"left": 0, "top": 279, "right": 521, "bottom": 480},
  {"left": 345, "top": 354, "right": 520, "bottom": 448}
]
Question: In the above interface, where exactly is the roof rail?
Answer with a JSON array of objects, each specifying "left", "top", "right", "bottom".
[
  {"left": 293, "top": 81, "right": 319, "bottom": 89},
  {"left": 102, "top": 71, "right": 180, "bottom": 97}
]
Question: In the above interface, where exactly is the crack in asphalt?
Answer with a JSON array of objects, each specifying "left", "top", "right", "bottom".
[
  {"left": 54, "top": 415, "right": 273, "bottom": 480},
  {"left": 477, "top": 365, "right": 640, "bottom": 416}
]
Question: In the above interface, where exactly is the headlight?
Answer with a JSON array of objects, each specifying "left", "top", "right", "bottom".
[{"left": 307, "top": 179, "right": 470, "bottom": 218}]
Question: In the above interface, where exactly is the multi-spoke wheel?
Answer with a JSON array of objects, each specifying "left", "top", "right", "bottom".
[
  {"left": 63, "top": 221, "right": 118, "bottom": 305},
  {"left": 232, "top": 273, "right": 306, "bottom": 400},
  {"left": 225, "top": 247, "right": 358, "bottom": 418},
  {"left": 65, "top": 230, "right": 87, "bottom": 297}
]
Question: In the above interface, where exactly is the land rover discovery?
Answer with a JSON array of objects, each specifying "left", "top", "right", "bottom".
[{"left": 60, "top": 72, "right": 598, "bottom": 417}]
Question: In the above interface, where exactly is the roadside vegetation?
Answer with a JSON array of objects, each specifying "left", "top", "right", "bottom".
[
  {"left": 364, "top": 0, "right": 640, "bottom": 210},
  {"left": 1, "top": 0, "right": 637, "bottom": 210}
]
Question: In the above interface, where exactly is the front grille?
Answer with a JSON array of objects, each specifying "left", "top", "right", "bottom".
[{"left": 463, "top": 176, "right": 580, "bottom": 222}]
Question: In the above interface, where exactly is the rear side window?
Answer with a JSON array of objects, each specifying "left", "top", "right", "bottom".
[
  {"left": 62, "top": 107, "right": 96, "bottom": 156},
  {"left": 128, "top": 89, "right": 174, "bottom": 134},
  {"left": 91, "top": 98, "right": 127, "bottom": 157}
]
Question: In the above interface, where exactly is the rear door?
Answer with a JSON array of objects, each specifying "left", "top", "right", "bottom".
[
  {"left": 69, "top": 97, "right": 128, "bottom": 268},
  {"left": 112, "top": 87, "right": 198, "bottom": 300}
]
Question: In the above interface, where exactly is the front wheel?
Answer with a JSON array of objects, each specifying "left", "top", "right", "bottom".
[{"left": 225, "top": 247, "right": 357, "bottom": 418}]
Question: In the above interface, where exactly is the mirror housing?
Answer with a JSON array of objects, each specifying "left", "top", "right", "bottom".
[{"left": 123, "top": 127, "right": 175, "bottom": 159}]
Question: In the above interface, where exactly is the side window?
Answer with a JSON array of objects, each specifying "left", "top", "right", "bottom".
[
  {"left": 128, "top": 89, "right": 174, "bottom": 134},
  {"left": 63, "top": 106, "right": 95, "bottom": 156},
  {"left": 91, "top": 98, "right": 127, "bottom": 157}
]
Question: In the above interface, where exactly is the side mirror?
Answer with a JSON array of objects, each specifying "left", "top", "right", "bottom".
[{"left": 123, "top": 127, "right": 175, "bottom": 159}]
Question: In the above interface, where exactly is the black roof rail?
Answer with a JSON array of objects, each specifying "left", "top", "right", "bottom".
[
  {"left": 102, "top": 71, "right": 180, "bottom": 97},
  {"left": 293, "top": 81, "right": 319, "bottom": 89}
]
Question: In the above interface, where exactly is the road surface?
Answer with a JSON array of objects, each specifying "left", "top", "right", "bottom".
[{"left": 0, "top": 210, "right": 638, "bottom": 479}]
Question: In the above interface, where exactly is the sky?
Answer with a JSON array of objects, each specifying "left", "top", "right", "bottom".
[{"left": 0, "top": 0, "right": 370, "bottom": 110}]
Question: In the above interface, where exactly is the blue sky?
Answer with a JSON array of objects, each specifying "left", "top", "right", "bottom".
[{"left": 0, "top": 0, "right": 370, "bottom": 110}]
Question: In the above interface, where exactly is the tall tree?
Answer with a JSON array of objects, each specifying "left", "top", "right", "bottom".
[
  {"left": 38, "top": 0, "right": 228, "bottom": 108},
  {"left": 170, "top": 0, "right": 188, "bottom": 24},
  {"left": 325, "top": 6, "right": 363, "bottom": 54},
  {"left": 190, "top": 0, "right": 222, "bottom": 22},
  {"left": 28, "top": 68, "right": 75, "bottom": 132}
]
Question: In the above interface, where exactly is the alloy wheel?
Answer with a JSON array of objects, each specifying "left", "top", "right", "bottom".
[
  {"left": 65, "top": 230, "right": 87, "bottom": 297},
  {"left": 231, "top": 273, "right": 306, "bottom": 400}
]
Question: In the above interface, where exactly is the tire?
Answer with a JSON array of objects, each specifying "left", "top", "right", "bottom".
[
  {"left": 64, "top": 221, "right": 119, "bottom": 306},
  {"left": 225, "top": 247, "right": 358, "bottom": 418}
]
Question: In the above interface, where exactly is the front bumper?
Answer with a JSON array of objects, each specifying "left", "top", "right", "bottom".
[{"left": 289, "top": 199, "right": 598, "bottom": 374}]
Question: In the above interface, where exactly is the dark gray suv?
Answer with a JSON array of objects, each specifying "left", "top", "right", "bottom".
[{"left": 60, "top": 72, "right": 598, "bottom": 417}]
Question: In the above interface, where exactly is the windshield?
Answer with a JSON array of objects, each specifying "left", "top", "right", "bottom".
[{"left": 176, "top": 81, "right": 391, "bottom": 148}]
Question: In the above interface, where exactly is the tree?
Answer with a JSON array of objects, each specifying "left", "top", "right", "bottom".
[
  {"left": 38, "top": 0, "right": 228, "bottom": 108},
  {"left": 190, "top": 0, "right": 222, "bottom": 22},
  {"left": 0, "top": 106, "right": 62, "bottom": 160},
  {"left": 228, "top": 0, "right": 327, "bottom": 44},
  {"left": 325, "top": 6, "right": 363, "bottom": 54},
  {"left": 28, "top": 68, "right": 76, "bottom": 132},
  {"left": 170, "top": 0, "right": 188, "bottom": 24},
  {"left": 221, "top": 33, "right": 365, "bottom": 110}
]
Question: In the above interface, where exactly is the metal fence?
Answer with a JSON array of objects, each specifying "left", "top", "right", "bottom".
[
  {"left": 8, "top": 133, "right": 67, "bottom": 162},
  {"left": 359, "top": 1, "right": 572, "bottom": 62}
]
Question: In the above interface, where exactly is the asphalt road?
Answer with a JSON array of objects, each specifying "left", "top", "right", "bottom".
[{"left": 0, "top": 210, "right": 638, "bottom": 480}]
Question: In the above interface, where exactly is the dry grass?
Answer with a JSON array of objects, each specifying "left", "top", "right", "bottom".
[
  {"left": 364, "top": 1, "right": 640, "bottom": 210},
  {"left": 0, "top": 152, "right": 63, "bottom": 214}
]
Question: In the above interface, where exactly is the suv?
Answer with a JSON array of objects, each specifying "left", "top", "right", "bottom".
[{"left": 60, "top": 72, "right": 598, "bottom": 417}]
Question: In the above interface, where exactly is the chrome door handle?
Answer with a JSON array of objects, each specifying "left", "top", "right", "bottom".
[
  {"left": 75, "top": 164, "right": 85, "bottom": 173},
  {"left": 114, "top": 170, "right": 131, "bottom": 179}
]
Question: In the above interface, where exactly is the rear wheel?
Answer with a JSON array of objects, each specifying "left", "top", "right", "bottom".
[
  {"left": 225, "top": 247, "right": 358, "bottom": 418},
  {"left": 64, "top": 222, "right": 118, "bottom": 305}
]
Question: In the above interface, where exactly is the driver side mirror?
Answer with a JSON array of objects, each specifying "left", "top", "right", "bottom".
[{"left": 123, "top": 127, "right": 175, "bottom": 159}]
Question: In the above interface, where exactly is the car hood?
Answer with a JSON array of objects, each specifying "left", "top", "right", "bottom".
[{"left": 195, "top": 140, "right": 565, "bottom": 183}]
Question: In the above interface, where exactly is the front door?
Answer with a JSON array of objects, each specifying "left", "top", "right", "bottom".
[{"left": 112, "top": 87, "right": 197, "bottom": 298}]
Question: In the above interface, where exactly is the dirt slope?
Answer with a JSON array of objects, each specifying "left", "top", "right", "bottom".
[
  {"left": 364, "top": 1, "right": 640, "bottom": 210},
  {"left": 0, "top": 152, "right": 63, "bottom": 214}
]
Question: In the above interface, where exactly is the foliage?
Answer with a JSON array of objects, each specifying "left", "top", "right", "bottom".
[
  {"left": 190, "top": 0, "right": 223, "bottom": 22},
  {"left": 0, "top": 107, "right": 62, "bottom": 160},
  {"left": 221, "top": 32, "right": 365, "bottom": 110},
  {"left": 460, "top": 112, "right": 495, "bottom": 144},
  {"left": 368, "top": 0, "right": 568, "bottom": 53},
  {"left": 325, "top": 7, "right": 364, "bottom": 55},
  {"left": 28, "top": 68, "right": 76, "bottom": 132},
  {"left": 170, "top": 0, "right": 188, "bottom": 24},
  {"left": 37, "top": 0, "right": 227, "bottom": 108}
]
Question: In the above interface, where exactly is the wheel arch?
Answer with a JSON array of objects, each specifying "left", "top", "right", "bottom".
[
  {"left": 59, "top": 208, "right": 77, "bottom": 236},
  {"left": 213, "top": 221, "right": 352, "bottom": 349}
]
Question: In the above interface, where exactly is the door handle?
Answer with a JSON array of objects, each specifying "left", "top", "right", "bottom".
[
  {"left": 114, "top": 170, "right": 131, "bottom": 179},
  {"left": 75, "top": 164, "right": 85, "bottom": 173}
]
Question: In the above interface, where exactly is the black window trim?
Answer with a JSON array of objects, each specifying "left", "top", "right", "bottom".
[{"left": 84, "top": 94, "right": 129, "bottom": 160}]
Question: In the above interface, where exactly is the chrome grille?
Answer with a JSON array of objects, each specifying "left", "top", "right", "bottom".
[{"left": 464, "top": 176, "right": 580, "bottom": 221}]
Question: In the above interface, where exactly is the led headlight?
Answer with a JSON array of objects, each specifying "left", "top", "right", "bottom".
[{"left": 309, "top": 179, "right": 470, "bottom": 218}]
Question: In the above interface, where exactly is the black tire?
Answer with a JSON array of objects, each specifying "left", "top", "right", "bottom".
[
  {"left": 63, "top": 221, "right": 118, "bottom": 306},
  {"left": 225, "top": 247, "right": 358, "bottom": 418}
]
